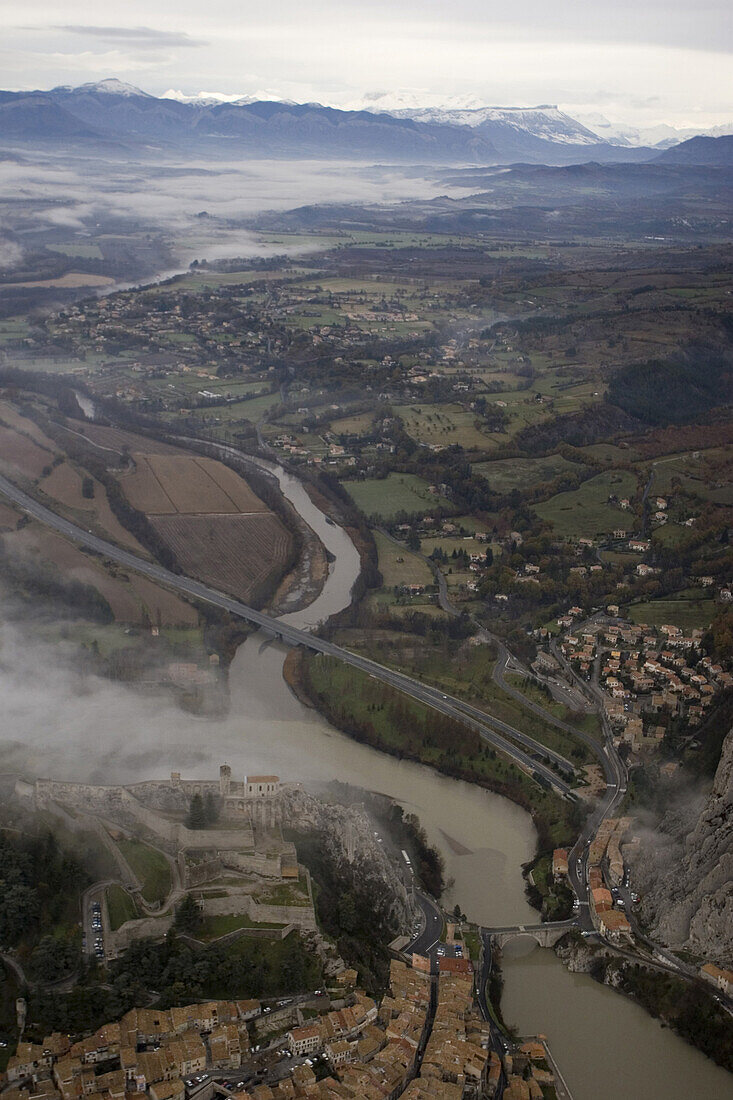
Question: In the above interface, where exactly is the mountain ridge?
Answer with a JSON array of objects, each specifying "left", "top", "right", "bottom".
[{"left": 0, "top": 80, "right": 657, "bottom": 165}]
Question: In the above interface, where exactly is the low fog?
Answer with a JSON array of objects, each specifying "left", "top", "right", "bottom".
[
  {"left": 0, "top": 150, "right": 477, "bottom": 274},
  {"left": 0, "top": 609, "right": 407, "bottom": 793}
]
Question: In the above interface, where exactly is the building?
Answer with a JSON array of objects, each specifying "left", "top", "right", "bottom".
[
  {"left": 552, "top": 849, "right": 569, "bottom": 878},
  {"left": 701, "top": 964, "right": 733, "bottom": 996},
  {"left": 7, "top": 1044, "right": 53, "bottom": 1084},
  {"left": 599, "top": 910, "right": 632, "bottom": 940},
  {"left": 287, "top": 1026, "right": 321, "bottom": 1057}
]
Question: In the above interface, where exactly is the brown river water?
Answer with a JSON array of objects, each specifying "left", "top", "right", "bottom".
[{"left": 8, "top": 454, "right": 731, "bottom": 1099}]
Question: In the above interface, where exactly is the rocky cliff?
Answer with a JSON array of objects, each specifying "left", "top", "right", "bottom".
[{"left": 633, "top": 727, "right": 733, "bottom": 963}]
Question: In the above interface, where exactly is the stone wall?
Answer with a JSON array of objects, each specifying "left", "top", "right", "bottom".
[
  {"left": 107, "top": 914, "right": 173, "bottom": 957},
  {"left": 221, "top": 851, "right": 283, "bottom": 879},
  {"left": 32, "top": 779, "right": 257, "bottom": 854},
  {"left": 182, "top": 854, "right": 224, "bottom": 888},
  {"left": 201, "top": 894, "right": 316, "bottom": 931}
]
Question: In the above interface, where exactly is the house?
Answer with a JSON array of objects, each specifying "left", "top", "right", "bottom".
[
  {"left": 599, "top": 911, "right": 632, "bottom": 940},
  {"left": 701, "top": 964, "right": 733, "bottom": 996},
  {"left": 325, "top": 1040, "right": 355, "bottom": 1068},
  {"left": 591, "top": 888, "right": 613, "bottom": 913},
  {"left": 209, "top": 1025, "right": 242, "bottom": 1070},
  {"left": 148, "top": 1081, "right": 185, "bottom": 1100},
  {"left": 552, "top": 849, "right": 569, "bottom": 878},
  {"left": 287, "top": 1025, "right": 321, "bottom": 1057},
  {"left": 8, "top": 1044, "right": 53, "bottom": 1084}
]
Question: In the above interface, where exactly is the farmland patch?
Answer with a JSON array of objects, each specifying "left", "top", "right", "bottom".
[
  {"left": 534, "top": 469, "right": 639, "bottom": 539},
  {"left": 150, "top": 513, "right": 291, "bottom": 603}
]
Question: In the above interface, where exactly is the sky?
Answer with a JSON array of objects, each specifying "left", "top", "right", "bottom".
[{"left": 0, "top": 0, "right": 731, "bottom": 129}]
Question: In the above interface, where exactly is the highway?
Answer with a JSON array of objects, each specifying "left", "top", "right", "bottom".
[{"left": 0, "top": 473, "right": 574, "bottom": 797}]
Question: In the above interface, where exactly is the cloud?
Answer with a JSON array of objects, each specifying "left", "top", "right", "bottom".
[{"left": 55, "top": 25, "right": 206, "bottom": 49}]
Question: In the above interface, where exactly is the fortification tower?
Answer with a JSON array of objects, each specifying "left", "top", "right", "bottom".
[{"left": 219, "top": 763, "right": 232, "bottom": 798}]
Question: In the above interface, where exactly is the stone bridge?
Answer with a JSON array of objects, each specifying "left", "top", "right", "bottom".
[{"left": 484, "top": 920, "right": 577, "bottom": 949}]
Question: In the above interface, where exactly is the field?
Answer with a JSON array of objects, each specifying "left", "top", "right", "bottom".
[
  {"left": 534, "top": 470, "right": 639, "bottom": 539},
  {"left": 197, "top": 914, "right": 285, "bottom": 941},
  {"left": 374, "top": 530, "right": 433, "bottom": 588},
  {"left": 8, "top": 273, "right": 114, "bottom": 289},
  {"left": 106, "top": 885, "right": 139, "bottom": 930},
  {"left": 72, "top": 422, "right": 182, "bottom": 456},
  {"left": 151, "top": 513, "right": 291, "bottom": 602},
  {"left": 646, "top": 447, "right": 733, "bottom": 505},
  {"left": 3, "top": 519, "right": 198, "bottom": 626},
  {"left": 254, "top": 876, "right": 310, "bottom": 906},
  {"left": 343, "top": 473, "right": 452, "bottom": 519},
  {"left": 0, "top": 424, "right": 55, "bottom": 480},
  {"left": 330, "top": 411, "right": 377, "bottom": 436},
  {"left": 626, "top": 594, "right": 716, "bottom": 631},
  {"left": 37, "top": 461, "right": 147, "bottom": 553},
  {"left": 473, "top": 453, "right": 583, "bottom": 493},
  {"left": 122, "top": 454, "right": 268, "bottom": 515},
  {"left": 117, "top": 839, "right": 172, "bottom": 905},
  {"left": 394, "top": 404, "right": 495, "bottom": 452}
]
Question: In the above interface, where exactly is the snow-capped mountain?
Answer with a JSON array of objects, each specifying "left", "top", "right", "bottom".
[
  {"left": 577, "top": 112, "right": 733, "bottom": 149},
  {"left": 162, "top": 88, "right": 295, "bottom": 107},
  {"left": 0, "top": 79, "right": 663, "bottom": 164},
  {"left": 53, "top": 79, "right": 152, "bottom": 98},
  {"left": 383, "top": 105, "right": 601, "bottom": 145}
]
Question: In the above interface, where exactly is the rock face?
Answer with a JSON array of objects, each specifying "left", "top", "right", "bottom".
[{"left": 634, "top": 728, "right": 733, "bottom": 963}]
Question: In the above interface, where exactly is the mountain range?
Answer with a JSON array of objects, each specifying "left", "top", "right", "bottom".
[{"left": 0, "top": 80, "right": 730, "bottom": 166}]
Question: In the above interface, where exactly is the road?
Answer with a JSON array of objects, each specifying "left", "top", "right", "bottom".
[
  {"left": 476, "top": 929, "right": 509, "bottom": 1098},
  {"left": 549, "top": 620, "right": 629, "bottom": 928},
  {"left": 404, "top": 890, "right": 445, "bottom": 961},
  {"left": 0, "top": 473, "right": 573, "bottom": 797}
]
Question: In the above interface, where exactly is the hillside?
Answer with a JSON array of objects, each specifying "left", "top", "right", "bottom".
[{"left": 656, "top": 134, "right": 733, "bottom": 166}]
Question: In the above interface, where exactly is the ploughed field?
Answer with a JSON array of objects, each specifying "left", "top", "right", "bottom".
[
  {"left": 151, "top": 513, "right": 290, "bottom": 602},
  {"left": 122, "top": 454, "right": 268, "bottom": 515},
  {"left": 120, "top": 452, "right": 291, "bottom": 603}
]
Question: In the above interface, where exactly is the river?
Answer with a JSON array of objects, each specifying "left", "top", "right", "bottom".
[
  {"left": 226, "top": 458, "right": 733, "bottom": 1099},
  {"left": 248, "top": 459, "right": 733, "bottom": 1100},
  {"left": 11, "top": 449, "right": 731, "bottom": 1098}
]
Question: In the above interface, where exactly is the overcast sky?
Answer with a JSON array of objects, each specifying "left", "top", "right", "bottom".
[{"left": 1, "top": 0, "right": 731, "bottom": 128}]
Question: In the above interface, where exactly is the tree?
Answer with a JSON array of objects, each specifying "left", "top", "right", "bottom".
[
  {"left": 203, "top": 791, "right": 220, "bottom": 827},
  {"left": 406, "top": 530, "right": 421, "bottom": 551},
  {"left": 174, "top": 894, "right": 202, "bottom": 936},
  {"left": 81, "top": 477, "right": 95, "bottom": 499},
  {"left": 187, "top": 793, "right": 206, "bottom": 830},
  {"left": 31, "top": 935, "right": 76, "bottom": 981}
]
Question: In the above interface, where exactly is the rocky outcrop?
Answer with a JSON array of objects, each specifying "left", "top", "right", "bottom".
[
  {"left": 633, "top": 728, "right": 733, "bottom": 964},
  {"left": 281, "top": 786, "right": 417, "bottom": 934}
]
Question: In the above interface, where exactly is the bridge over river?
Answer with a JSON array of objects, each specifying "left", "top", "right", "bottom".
[{"left": 482, "top": 920, "right": 578, "bottom": 949}]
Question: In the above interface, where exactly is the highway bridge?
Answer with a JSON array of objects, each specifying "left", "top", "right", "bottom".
[{"left": 0, "top": 473, "right": 574, "bottom": 796}]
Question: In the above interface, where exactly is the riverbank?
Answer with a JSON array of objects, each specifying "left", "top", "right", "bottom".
[
  {"left": 287, "top": 647, "right": 581, "bottom": 854},
  {"left": 554, "top": 931, "right": 733, "bottom": 1073}
]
